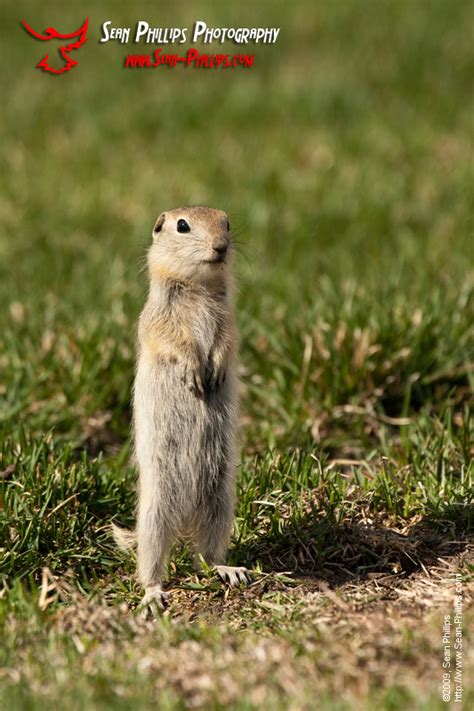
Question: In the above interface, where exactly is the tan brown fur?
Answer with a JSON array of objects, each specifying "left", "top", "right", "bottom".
[{"left": 113, "top": 206, "right": 250, "bottom": 615}]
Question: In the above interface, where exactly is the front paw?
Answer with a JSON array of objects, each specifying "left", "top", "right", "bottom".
[
  {"left": 181, "top": 360, "right": 205, "bottom": 397},
  {"left": 207, "top": 363, "right": 226, "bottom": 392}
]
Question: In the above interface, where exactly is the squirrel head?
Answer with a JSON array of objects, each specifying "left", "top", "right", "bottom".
[{"left": 148, "top": 206, "right": 232, "bottom": 286}]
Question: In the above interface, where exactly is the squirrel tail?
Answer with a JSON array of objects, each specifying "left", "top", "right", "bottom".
[{"left": 110, "top": 522, "right": 137, "bottom": 551}]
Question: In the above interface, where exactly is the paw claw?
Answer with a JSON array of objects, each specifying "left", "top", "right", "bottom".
[
  {"left": 193, "top": 372, "right": 204, "bottom": 396},
  {"left": 214, "top": 368, "right": 226, "bottom": 390}
]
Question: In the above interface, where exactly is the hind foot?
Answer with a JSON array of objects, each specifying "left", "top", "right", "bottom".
[
  {"left": 214, "top": 565, "right": 252, "bottom": 587},
  {"left": 138, "top": 584, "right": 169, "bottom": 619}
]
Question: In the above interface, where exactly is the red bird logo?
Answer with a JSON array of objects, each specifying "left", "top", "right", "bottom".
[{"left": 21, "top": 18, "right": 89, "bottom": 75}]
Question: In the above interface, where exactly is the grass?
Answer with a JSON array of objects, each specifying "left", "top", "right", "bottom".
[{"left": 1, "top": 0, "right": 473, "bottom": 708}]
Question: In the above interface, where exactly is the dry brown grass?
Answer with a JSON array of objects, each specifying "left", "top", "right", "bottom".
[{"left": 2, "top": 550, "right": 472, "bottom": 709}]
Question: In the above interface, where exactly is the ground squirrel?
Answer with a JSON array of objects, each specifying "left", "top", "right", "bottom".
[{"left": 113, "top": 206, "right": 251, "bottom": 612}]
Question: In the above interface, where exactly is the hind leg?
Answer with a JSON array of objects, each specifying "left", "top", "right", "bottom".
[
  {"left": 194, "top": 499, "right": 252, "bottom": 587},
  {"left": 137, "top": 502, "right": 173, "bottom": 615}
]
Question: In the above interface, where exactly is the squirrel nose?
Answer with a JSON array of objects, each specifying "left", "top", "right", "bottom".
[{"left": 213, "top": 240, "right": 228, "bottom": 255}]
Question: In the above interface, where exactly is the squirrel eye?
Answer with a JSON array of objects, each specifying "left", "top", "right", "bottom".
[
  {"left": 177, "top": 218, "right": 190, "bottom": 233},
  {"left": 226, "top": 220, "right": 230, "bottom": 231}
]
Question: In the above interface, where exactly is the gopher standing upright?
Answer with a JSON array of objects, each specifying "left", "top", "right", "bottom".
[{"left": 113, "top": 206, "right": 250, "bottom": 611}]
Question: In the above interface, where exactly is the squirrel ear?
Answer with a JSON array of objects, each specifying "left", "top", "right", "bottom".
[{"left": 153, "top": 213, "right": 165, "bottom": 236}]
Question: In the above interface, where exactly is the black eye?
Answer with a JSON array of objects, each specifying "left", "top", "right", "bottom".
[
  {"left": 226, "top": 220, "right": 230, "bottom": 231},
  {"left": 177, "top": 219, "right": 190, "bottom": 233}
]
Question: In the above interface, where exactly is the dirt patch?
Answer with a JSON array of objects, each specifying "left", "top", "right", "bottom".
[{"left": 6, "top": 552, "right": 471, "bottom": 710}]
